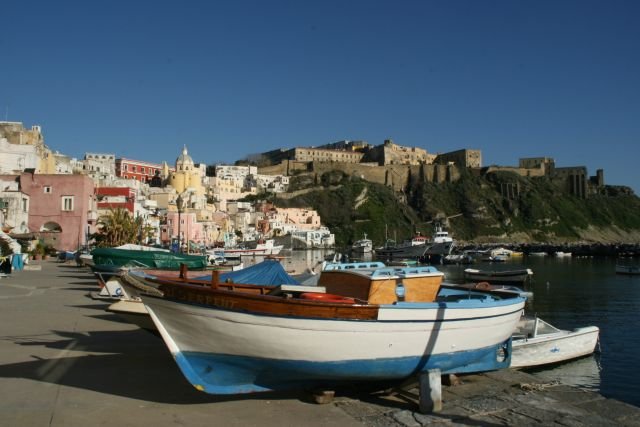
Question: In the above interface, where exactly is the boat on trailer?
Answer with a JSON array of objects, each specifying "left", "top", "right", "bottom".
[{"left": 126, "top": 266, "right": 525, "bottom": 395}]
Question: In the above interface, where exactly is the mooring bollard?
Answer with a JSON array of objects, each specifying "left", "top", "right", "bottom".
[{"left": 419, "top": 369, "right": 442, "bottom": 413}]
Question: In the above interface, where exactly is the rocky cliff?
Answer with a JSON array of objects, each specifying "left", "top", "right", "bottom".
[{"left": 272, "top": 169, "right": 640, "bottom": 247}]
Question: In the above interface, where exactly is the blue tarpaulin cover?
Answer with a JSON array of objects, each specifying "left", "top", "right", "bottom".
[{"left": 195, "top": 259, "right": 300, "bottom": 286}]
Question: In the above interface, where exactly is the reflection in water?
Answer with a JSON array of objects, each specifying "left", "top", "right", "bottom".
[
  {"left": 525, "top": 355, "right": 602, "bottom": 391},
  {"left": 443, "top": 255, "right": 640, "bottom": 406}
]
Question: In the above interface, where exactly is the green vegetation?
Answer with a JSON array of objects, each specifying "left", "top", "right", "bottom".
[
  {"left": 92, "top": 208, "right": 148, "bottom": 247},
  {"left": 275, "top": 169, "right": 640, "bottom": 246}
]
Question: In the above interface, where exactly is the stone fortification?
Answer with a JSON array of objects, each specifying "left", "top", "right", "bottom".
[
  {"left": 259, "top": 161, "right": 462, "bottom": 191},
  {"left": 362, "top": 139, "right": 433, "bottom": 166},
  {"left": 434, "top": 149, "right": 482, "bottom": 168}
]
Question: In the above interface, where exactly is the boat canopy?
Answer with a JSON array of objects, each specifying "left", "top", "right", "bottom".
[{"left": 196, "top": 259, "right": 300, "bottom": 286}]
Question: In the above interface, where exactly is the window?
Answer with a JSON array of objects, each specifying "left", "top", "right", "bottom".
[
  {"left": 22, "top": 198, "right": 28, "bottom": 212},
  {"left": 62, "top": 196, "right": 74, "bottom": 211},
  {"left": 124, "top": 164, "right": 128, "bottom": 171},
  {"left": 141, "top": 167, "right": 146, "bottom": 174},
  {"left": 44, "top": 186, "right": 52, "bottom": 193}
]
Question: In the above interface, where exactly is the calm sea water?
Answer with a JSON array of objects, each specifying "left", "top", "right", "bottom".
[
  {"left": 283, "top": 251, "right": 640, "bottom": 407},
  {"left": 442, "top": 256, "right": 640, "bottom": 407}
]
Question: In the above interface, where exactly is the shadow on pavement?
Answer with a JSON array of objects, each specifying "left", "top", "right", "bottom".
[{"left": 0, "top": 328, "right": 315, "bottom": 404}]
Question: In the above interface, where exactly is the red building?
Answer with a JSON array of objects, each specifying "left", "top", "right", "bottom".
[
  {"left": 115, "top": 158, "right": 171, "bottom": 183},
  {"left": 96, "top": 187, "right": 136, "bottom": 214}
]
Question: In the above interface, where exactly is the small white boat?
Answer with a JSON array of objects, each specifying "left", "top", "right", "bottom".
[
  {"left": 218, "top": 239, "right": 284, "bottom": 259},
  {"left": 555, "top": 251, "right": 573, "bottom": 258},
  {"left": 528, "top": 252, "right": 547, "bottom": 257},
  {"left": 510, "top": 315, "right": 599, "bottom": 368},
  {"left": 108, "top": 298, "right": 156, "bottom": 332},
  {"left": 615, "top": 264, "right": 640, "bottom": 275},
  {"left": 464, "top": 268, "right": 533, "bottom": 286},
  {"left": 351, "top": 233, "right": 373, "bottom": 254}
]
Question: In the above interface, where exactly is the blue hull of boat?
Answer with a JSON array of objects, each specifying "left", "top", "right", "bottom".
[{"left": 173, "top": 339, "right": 512, "bottom": 394}]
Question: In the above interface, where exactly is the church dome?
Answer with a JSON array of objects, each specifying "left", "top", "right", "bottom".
[{"left": 176, "top": 145, "right": 194, "bottom": 171}]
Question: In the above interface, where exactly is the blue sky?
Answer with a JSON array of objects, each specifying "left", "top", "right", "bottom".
[{"left": 2, "top": 1, "right": 639, "bottom": 193}]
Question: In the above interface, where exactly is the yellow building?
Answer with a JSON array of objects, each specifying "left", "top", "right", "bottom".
[{"left": 167, "top": 145, "right": 203, "bottom": 195}]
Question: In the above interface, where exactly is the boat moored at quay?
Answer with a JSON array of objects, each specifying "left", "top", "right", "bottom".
[{"left": 130, "top": 267, "right": 526, "bottom": 395}]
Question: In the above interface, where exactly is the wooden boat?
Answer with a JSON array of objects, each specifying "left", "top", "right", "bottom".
[
  {"left": 129, "top": 269, "right": 526, "bottom": 395},
  {"left": 319, "top": 262, "right": 445, "bottom": 304},
  {"left": 108, "top": 260, "right": 299, "bottom": 331},
  {"left": 463, "top": 268, "right": 533, "bottom": 286},
  {"left": 510, "top": 315, "right": 599, "bottom": 368},
  {"left": 615, "top": 264, "right": 640, "bottom": 275}
]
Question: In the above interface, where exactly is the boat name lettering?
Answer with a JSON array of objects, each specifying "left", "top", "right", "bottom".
[{"left": 167, "top": 288, "right": 236, "bottom": 309}]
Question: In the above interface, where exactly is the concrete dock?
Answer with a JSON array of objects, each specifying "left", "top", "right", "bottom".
[{"left": 1, "top": 261, "right": 638, "bottom": 426}]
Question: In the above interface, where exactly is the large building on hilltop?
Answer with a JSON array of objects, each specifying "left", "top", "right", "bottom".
[
  {"left": 435, "top": 149, "right": 482, "bottom": 168},
  {"left": 363, "top": 139, "right": 435, "bottom": 166}
]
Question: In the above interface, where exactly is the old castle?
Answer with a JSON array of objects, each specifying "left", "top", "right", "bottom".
[{"left": 255, "top": 139, "right": 606, "bottom": 199}]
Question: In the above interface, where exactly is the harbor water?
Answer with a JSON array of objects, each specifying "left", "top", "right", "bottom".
[{"left": 280, "top": 250, "right": 640, "bottom": 408}]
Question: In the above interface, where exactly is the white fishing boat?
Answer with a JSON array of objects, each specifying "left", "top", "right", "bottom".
[
  {"left": 351, "top": 233, "right": 373, "bottom": 254},
  {"left": 214, "top": 239, "right": 284, "bottom": 260},
  {"left": 555, "top": 251, "right": 573, "bottom": 258},
  {"left": 510, "top": 315, "right": 600, "bottom": 368},
  {"left": 133, "top": 271, "right": 526, "bottom": 395},
  {"left": 108, "top": 298, "right": 156, "bottom": 332}
]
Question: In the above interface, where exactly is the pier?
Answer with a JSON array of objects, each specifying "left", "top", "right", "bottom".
[{"left": 0, "top": 261, "right": 638, "bottom": 426}]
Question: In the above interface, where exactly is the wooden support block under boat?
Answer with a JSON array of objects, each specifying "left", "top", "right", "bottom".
[{"left": 419, "top": 369, "right": 442, "bottom": 413}]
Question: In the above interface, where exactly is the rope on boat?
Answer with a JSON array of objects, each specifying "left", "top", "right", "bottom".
[
  {"left": 121, "top": 272, "right": 164, "bottom": 297},
  {"left": 519, "top": 380, "right": 561, "bottom": 392}
]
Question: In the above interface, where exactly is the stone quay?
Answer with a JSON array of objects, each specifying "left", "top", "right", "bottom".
[{"left": 0, "top": 260, "right": 638, "bottom": 426}]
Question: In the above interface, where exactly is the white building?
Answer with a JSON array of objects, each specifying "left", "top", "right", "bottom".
[
  {"left": 291, "top": 227, "right": 335, "bottom": 249},
  {"left": 0, "top": 177, "right": 30, "bottom": 234},
  {"left": 0, "top": 137, "right": 40, "bottom": 174},
  {"left": 251, "top": 174, "right": 290, "bottom": 193},
  {"left": 75, "top": 153, "right": 117, "bottom": 184}
]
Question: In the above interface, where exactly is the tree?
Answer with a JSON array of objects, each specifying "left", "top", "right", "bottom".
[{"left": 93, "top": 208, "right": 146, "bottom": 247}]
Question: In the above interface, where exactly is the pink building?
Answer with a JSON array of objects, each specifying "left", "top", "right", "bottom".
[
  {"left": 17, "top": 172, "right": 95, "bottom": 251},
  {"left": 160, "top": 211, "right": 205, "bottom": 248}
]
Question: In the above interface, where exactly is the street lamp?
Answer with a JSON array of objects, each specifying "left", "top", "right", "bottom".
[{"left": 176, "top": 194, "right": 184, "bottom": 253}]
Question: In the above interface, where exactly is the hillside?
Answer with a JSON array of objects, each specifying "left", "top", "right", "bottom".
[{"left": 271, "top": 169, "right": 640, "bottom": 248}]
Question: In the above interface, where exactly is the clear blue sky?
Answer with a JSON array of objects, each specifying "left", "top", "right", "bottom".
[{"left": 2, "top": 1, "right": 639, "bottom": 193}]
